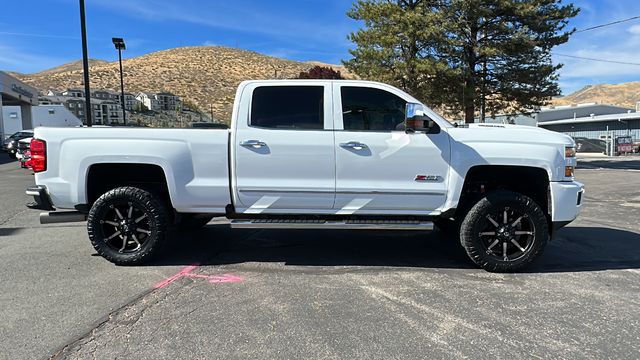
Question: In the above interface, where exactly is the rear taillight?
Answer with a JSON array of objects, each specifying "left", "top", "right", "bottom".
[{"left": 30, "top": 139, "right": 46, "bottom": 173}]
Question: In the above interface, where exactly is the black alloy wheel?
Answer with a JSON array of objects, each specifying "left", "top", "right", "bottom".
[
  {"left": 87, "top": 187, "right": 169, "bottom": 265},
  {"left": 460, "top": 190, "right": 548, "bottom": 272},
  {"left": 477, "top": 207, "right": 536, "bottom": 262}
]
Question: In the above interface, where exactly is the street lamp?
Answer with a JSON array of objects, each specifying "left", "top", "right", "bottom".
[{"left": 112, "top": 37, "right": 127, "bottom": 125}]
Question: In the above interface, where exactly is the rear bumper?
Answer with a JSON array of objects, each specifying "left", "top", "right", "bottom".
[
  {"left": 26, "top": 185, "right": 55, "bottom": 211},
  {"left": 550, "top": 181, "right": 584, "bottom": 223}
]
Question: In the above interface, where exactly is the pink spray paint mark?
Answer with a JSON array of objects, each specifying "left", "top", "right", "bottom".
[
  {"left": 186, "top": 273, "right": 244, "bottom": 284},
  {"left": 153, "top": 264, "right": 199, "bottom": 289},
  {"left": 153, "top": 264, "right": 244, "bottom": 289}
]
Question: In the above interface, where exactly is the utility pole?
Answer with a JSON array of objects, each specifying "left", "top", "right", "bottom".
[{"left": 79, "top": 0, "right": 92, "bottom": 126}]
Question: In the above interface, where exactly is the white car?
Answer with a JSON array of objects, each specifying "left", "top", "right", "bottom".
[
  {"left": 15, "top": 137, "right": 32, "bottom": 160},
  {"left": 26, "top": 80, "right": 583, "bottom": 272}
]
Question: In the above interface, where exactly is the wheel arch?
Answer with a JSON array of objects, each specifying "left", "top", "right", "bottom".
[
  {"left": 455, "top": 165, "right": 551, "bottom": 225},
  {"left": 85, "top": 163, "right": 173, "bottom": 209}
]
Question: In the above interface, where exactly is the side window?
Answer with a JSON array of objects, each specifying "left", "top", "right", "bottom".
[
  {"left": 341, "top": 86, "right": 406, "bottom": 131},
  {"left": 250, "top": 86, "right": 324, "bottom": 130}
]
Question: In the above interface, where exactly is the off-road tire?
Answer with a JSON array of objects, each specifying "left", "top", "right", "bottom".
[
  {"left": 460, "top": 190, "right": 548, "bottom": 272},
  {"left": 87, "top": 187, "right": 170, "bottom": 265}
]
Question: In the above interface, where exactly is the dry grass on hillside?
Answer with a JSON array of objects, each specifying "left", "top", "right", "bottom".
[
  {"left": 15, "top": 46, "right": 351, "bottom": 122},
  {"left": 552, "top": 82, "right": 640, "bottom": 109}
]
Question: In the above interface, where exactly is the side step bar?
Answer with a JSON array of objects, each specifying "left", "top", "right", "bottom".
[
  {"left": 230, "top": 219, "right": 433, "bottom": 230},
  {"left": 40, "top": 211, "right": 87, "bottom": 224}
]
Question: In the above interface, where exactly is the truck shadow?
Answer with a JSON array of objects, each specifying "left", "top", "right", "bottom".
[
  {"left": 0, "top": 153, "right": 16, "bottom": 165},
  {"left": 152, "top": 224, "right": 640, "bottom": 273}
]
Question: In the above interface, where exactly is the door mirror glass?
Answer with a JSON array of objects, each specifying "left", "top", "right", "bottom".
[{"left": 404, "top": 103, "right": 439, "bottom": 134}]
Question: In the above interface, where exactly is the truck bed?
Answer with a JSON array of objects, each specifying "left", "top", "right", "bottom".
[{"left": 33, "top": 127, "right": 231, "bottom": 213}]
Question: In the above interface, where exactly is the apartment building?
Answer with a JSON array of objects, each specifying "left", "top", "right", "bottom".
[
  {"left": 156, "top": 92, "right": 181, "bottom": 111},
  {"left": 92, "top": 90, "right": 115, "bottom": 101},
  {"left": 115, "top": 92, "right": 139, "bottom": 111},
  {"left": 39, "top": 95, "right": 123, "bottom": 125}
]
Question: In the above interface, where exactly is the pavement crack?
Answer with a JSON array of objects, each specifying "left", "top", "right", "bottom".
[
  {"left": 49, "top": 284, "right": 178, "bottom": 359},
  {"left": 0, "top": 208, "right": 31, "bottom": 226}
]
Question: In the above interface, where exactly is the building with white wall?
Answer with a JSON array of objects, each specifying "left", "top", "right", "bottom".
[
  {"left": 2, "top": 105, "right": 81, "bottom": 135},
  {"left": 0, "top": 71, "right": 38, "bottom": 140},
  {"left": 136, "top": 92, "right": 181, "bottom": 112}
]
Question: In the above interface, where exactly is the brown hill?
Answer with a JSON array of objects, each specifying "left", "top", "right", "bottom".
[
  {"left": 552, "top": 82, "right": 640, "bottom": 109},
  {"left": 14, "top": 46, "right": 351, "bottom": 122}
]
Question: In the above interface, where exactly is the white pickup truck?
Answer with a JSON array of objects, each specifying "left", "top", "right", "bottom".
[{"left": 26, "top": 80, "right": 583, "bottom": 272}]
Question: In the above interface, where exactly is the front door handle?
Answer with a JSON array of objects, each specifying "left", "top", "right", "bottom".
[
  {"left": 340, "top": 141, "right": 368, "bottom": 150},
  {"left": 240, "top": 140, "right": 267, "bottom": 148}
]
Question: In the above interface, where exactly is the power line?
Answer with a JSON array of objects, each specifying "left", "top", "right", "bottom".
[
  {"left": 574, "top": 15, "right": 640, "bottom": 33},
  {"left": 556, "top": 15, "right": 640, "bottom": 66},
  {"left": 553, "top": 53, "right": 640, "bottom": 66}
]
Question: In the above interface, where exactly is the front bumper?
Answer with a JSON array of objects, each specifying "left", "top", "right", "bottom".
[
  {"left": 26, "top": 185, "right": 55, "bottom": 211},
  {"left": 550, "top": 181, "right": 584, "bottom": 223}
]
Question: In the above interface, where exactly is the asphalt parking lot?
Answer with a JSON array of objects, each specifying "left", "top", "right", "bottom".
[{"left": 1, "top": 153, "right": 639, "bottom": 359}]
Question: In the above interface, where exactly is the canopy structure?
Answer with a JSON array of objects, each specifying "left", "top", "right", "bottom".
[{"left": 0, "top": 71, "right": 38, "bottom": 139}]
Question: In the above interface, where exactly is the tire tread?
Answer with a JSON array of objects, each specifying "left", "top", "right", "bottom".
[{"left": 87, "top": 186, "right": 169, "bottom": 265}]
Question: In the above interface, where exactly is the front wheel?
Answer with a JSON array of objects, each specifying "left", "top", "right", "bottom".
[
  {"left": 460, "top": 190, "right": 548, "bottom": 272},
  {"left": 87, "top": 187, "right": 170, "bottom": 265}
]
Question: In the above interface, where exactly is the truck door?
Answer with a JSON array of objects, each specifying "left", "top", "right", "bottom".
[
  {"left": 232, "top": 83, "right": 335, "bottom": 212},
  {"left": 332, "top": 83, "right": 451, "bottom": 214}
]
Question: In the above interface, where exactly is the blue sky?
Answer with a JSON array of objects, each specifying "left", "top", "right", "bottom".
[{"left": 1, "top": 0, "right": 639, "bottom": 95}]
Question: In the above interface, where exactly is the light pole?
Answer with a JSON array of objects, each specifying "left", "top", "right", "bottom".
[
  {"left": 79, "top": 0, "right": 92, "bottom": 126},
  {"left": 112, "top": 37, "right": 127, "bottom": 125}
]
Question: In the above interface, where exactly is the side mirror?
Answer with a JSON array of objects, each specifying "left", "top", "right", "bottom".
[{"left": 404, "top": 103, "right": 440, "bottom": 134}]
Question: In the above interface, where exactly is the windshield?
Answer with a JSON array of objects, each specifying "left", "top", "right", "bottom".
[
  {"left": 10, "top": 131, "right": 33, "bottom": 139},
  {"left": 423, "top": 107, "right": 453, "bottom": 128}
]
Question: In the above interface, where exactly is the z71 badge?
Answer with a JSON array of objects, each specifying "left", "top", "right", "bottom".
[{"left": 414, "top": 175, "right": 441, "bottom": 182}]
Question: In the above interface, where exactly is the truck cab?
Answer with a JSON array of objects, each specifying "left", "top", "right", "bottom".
[{"left": 231, "top": 80, "right": 451, "bottom": 215}]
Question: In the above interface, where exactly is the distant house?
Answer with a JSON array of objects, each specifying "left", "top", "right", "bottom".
[
  {"left": 62, "top": 88, "right": 84, "bottom": 98},
  {"left": 136, "top": 92, "right": 181, "bottom": 112},
  {"left": 136, "top": 92, "right": 161, "bottom": 111}
]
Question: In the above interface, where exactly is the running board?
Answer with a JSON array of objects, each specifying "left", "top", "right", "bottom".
[{"left": 230, "top": 219, "right": 434, "bottom": 230}]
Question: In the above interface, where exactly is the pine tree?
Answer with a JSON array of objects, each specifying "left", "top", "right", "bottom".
[
  {"left": 345, "top": 0, "right": 579, "bottom": 123},
  {"left": 297, "top": 66, "right": 345, "bottom": 79}
]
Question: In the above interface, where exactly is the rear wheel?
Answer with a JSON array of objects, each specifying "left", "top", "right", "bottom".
[
  {"left": 460, "top": 190, "right": 548, "bottom": 272},
  {"left": 87, "top": 187, "right": 170, "bottom": 265}
]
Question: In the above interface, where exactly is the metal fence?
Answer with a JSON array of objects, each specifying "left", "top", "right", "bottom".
[{"left": 540, "top": 119, "right": 640, "bottom": 155}]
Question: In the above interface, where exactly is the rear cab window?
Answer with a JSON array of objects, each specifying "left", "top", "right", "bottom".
[{"left": 250, "top": 86, "right": 324, "bottom": 130}]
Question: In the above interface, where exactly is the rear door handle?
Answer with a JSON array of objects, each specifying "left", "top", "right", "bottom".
[
  {"left": 340, "top": 141, "right": 368, "bottom": 150},
  {"left": 240, "top": 140, "right": 267, "bottom": 148}
]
